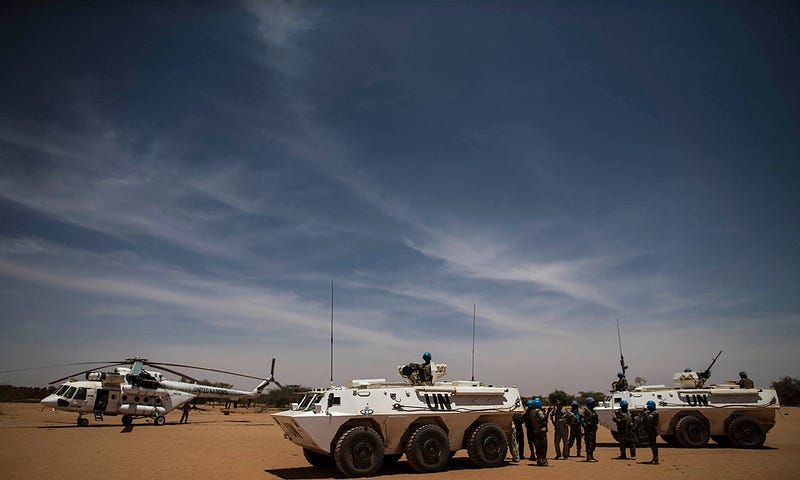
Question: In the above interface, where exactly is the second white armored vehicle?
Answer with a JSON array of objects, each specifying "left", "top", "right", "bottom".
[
  {"left": 272, "top": 361, "right": 522, "bottom": 477},
  {"left": 596, "top": 369, "right": 780, "bottom": 449}
]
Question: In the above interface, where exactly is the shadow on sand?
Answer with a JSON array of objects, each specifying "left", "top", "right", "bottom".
[{"left": 266, "top": 457, "right": 512, "bottom": 479}]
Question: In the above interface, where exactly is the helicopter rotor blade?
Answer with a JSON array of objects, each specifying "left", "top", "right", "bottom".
[
  {"left": 151, "top": 362, "right": 264, "bottom": 381},
  {"left": 48, "top": 363, "right": 126, "bottom": 385},
  {"left": 146, "top": 364, "right": 199, "bottom": 383},
  {"left": 270, "top": 358, "right": 275, "bottom": 378},
  {"left": 0, "top": 361, "right": 123, "bottom": 374}
]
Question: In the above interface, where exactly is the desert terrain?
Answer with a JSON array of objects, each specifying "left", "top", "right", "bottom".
[{"left": 1, "top": 402, "right": 797, "bottom": 480}]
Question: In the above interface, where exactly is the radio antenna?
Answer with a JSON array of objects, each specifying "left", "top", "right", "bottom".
[
  {"left": 330, "top": 278, "right": 334, "bottom": 385},
  {"left": 616, "top": 318, "right": 628, "bottom": 375},
  {"left": 471, "top": 304, "right": 476, "bottom": 381}
]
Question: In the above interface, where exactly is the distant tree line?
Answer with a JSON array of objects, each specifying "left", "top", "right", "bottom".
[
  {"left": 0, "top": 385, "right": 55, "bottom": 402},
  {"left": 772, "top": 377, "right": 800, "bottom": 406}
]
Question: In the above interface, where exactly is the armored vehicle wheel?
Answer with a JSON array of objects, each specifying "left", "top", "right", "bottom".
[
  {"left": 303, "top": 448, "right": 335, "bottom": 468},
  {"left": 728, "top": 415, "right": 766, "bottom": 449},
  {"left": 711, "top": 435, "right": 731, "bottom": 447},
  {"left": 334, "top": 426, "right": 384, "bottom": 477},
  {"left": 405, "top": 424, "right": 450, "bottom": 473},
  {"left": 466, "top": 422, "right": 507, "bottom": 468},
  {"left": 674, "top": 415, "right": 709, "bottom": 448},
  {"left": 122, "top": 415, "right": 133, "bottom": 426},
  {"left": 154, "top": 415, "right": 166, "bottom": 426},
  {"left": 381, "top": 454, "right": 401, "bottom": 469}
]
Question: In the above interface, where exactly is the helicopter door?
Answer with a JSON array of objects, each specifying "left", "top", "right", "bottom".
[{"left": 94, "top": 389, "right": 110, "bottom": 412}]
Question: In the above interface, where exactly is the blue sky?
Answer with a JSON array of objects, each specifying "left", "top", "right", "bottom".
[{"left": 0, "top": 1, "right": 798, "bottom": 395}]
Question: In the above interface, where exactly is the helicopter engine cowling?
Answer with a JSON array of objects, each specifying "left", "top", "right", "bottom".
[
  {"left": 119, "top": 404, "right": 167, "bottom": 416},
  {"left": 122, "top": 385, "right": 161, "bottom": 397},
  {"left": 86, "top": 372, "right": 126, "bottom": 384}
]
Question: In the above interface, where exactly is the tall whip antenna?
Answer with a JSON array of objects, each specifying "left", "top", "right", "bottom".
[
  {"left": 330, "top": 278, "right": 334, "bottom": 385},
  {"left": 471, "top": 304, "right": 476, "bottom": 381}
]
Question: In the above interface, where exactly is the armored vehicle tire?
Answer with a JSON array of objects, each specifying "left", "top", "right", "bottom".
[
  {"left": 404, "top": 424, "right": 450, "bottom": 473},
  {"left": 381, "top": 454, "right": 401, "bottom": 469},
  {"left": 711, "top": 435, "right": 731, "bottom": 447},
  {"left": 122, "top": 415, "right": 133, "bottom": 426},
  {"left": 303, "top": 448, "right": 335, "bottom": 468},
  {"left": 466, "top": 422, "right": 507, "bottom": 468},
  {"left": 334, "top": 426, "right": 384, "bottom": 477},
  {"left": 728, "top": 415, "right": 766, "bottom": 449},
  {"left": 674, "top": 415, "right": 709, "bottom": 448}
]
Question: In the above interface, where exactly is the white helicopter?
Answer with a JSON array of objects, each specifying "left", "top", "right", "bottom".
[{"left": 37, "top": 357, "right": 281, "bottom": 427}]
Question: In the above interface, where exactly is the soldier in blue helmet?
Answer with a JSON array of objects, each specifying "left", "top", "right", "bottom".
[
  {"left": 527, "top": 398, "right": 549, "bottom": 466},
  {"left": 567, "top": 400, "right": 583, "bottom": 459},
  {"left": 612, "top": 399, "right": 637, "bottom": 460},
  {"left": 612, "top": 371, "right": 629, "bottom": 392},
  {"left": 738, "top": 371, "right": 754, "bottom": 389},
  {"left": 420, "top": 352, "right": 433, "bottom": 385},
  {"left": 642, "top": 400, "right": 660, "bottom": 464},
  {"left": 581, "top": 397, "right": 599, "bottom": 462}
]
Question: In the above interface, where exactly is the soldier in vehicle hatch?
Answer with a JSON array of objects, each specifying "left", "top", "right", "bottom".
[
  {"left": 420, "top": 352, "right": 433, "bottom": 384},
  {"left": 612, "top": 371, "right": 629, "bottom": 391},
  {"left": 738, "top": 371, "right": 754, "bottom": 389},
  {"left": 581, "top": 397, "right": 599, "bottom": 462}
]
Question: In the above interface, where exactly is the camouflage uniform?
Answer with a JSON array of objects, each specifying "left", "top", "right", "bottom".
[
  {"left": 612, "top": 408, "right": 637, "bottom": 459},
  {"left": 612, "top": 377, "right": 629, "bottom": 392},
  {"left": 550, "top": 405, "right": 571, "bottom": 459},
  {"left": 738, "top": 377, "right": 754, "bottom": 389},
  {"left": 512, "top": 413, "right": 525, "bottom": 460},
  {"left": 581, "top": 406, "right": 599, "bottom": 462},
  {"left": 528, "top": 406, "right": 549, "bottom": 466},
  {"left": 642, "top": 409, "right": 660, "bottom": 464},
  {"left": 567, "top": 407, "right": 583, "bottom": 457},
  {"left": 523, "top": 406, "right": 535, "bottom": 459}
]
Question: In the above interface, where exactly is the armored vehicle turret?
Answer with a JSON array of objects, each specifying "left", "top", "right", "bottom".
[{"left": 272, "top": 361, "right": 522, "bottom": 477}]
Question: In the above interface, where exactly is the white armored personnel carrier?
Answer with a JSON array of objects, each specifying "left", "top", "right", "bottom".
[
  {"left": 596, "top": 369, "right": 780, "bottom": 449},
  {"left": 272, "top": 361, "right": 522, "bottom": 477}
]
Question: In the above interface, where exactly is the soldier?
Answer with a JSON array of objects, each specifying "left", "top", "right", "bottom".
[
  {"left": 528, "top": 398, "right": 549, "bottom": 466},
  {"left": 420, "top": 352, "right": 433, "bottom": 385},
  {"left": 612, "top": 371, "right": 629, "bottom": 392},
  {"left": 567, "top": 400, "right": 583, "bottom": 459},
  {"left": 738, "top": 371, "right": 754, "bottom": 389},
  {"left": 512, "top": 411, "right": 526, "bottom": 461},
  {"left": 642, "top": 400, "right": 660, "bottom": 464},
  {"left": 524, "top": 400, "right": 535, "bottom": 460},
  {"left": 508, "top": 415, "right": 520, "bottom": 462},
  {"left": 179, "top": 402, "right": 191, "bottom": 424},
  {"left": 550, "top": 400, "right": 571, "bottom": 459},
  {"left": 581, "top": 397, "right": 599, "bottom": 462},
  {"left": 612, "top": 399, "right": 637, "bottom": 460}
]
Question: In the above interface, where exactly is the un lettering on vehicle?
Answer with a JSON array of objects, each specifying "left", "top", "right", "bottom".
[
  {"left": 681, "top": 394, "right": 709, "bottom": 406},
  {"left": 424, "top": 393, "right": 452, "bottom": 411}
]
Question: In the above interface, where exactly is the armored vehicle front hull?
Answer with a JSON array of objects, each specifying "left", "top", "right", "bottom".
[{"left": 273, "top": 380, "right": 522, "bottom": 477}]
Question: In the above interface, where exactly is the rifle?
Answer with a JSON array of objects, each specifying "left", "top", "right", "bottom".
[{"left": 698, "top": 350, "right": 723, "bottom": 386}]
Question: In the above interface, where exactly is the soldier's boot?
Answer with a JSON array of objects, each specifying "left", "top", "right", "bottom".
[{"left": 649, "top": 457, "right": 659, "bottom": 465}]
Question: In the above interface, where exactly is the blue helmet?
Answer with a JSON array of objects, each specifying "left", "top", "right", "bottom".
[
  {"left": 617, "top": 371, "right": 625, "bottom": 378},
  {"left": 532, "top": 398, "right": 542, "bottom": 408},
  {"left": 526, "top": 399, "right": 535, "bottom": 407},
  {"left": 646, "top": 400, "right": 656, "bottom": 410},
  {"left": 620, "top": 399, "right": 629, "bottom": 408},
  {"left": 423, "top": 352, "right": 432, "bottom": 361},
  {"left": 571, "top": 400, "right": 579, "bottom": 408},
  {"left": 585, "top": 397, "right": 595, "bottom": 405},
  {"left": 684, "top": 368, "right": 693, "bottom": 372},
  {"left": 739, "top": 371, "right": 747, "bottom": 378}
]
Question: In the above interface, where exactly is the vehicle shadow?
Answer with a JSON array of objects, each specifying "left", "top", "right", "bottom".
[
  {"left": 596, "top": 441, "right": 776, "bottom": 450},
  {"left": 265, "top": 457, "right": 513, "bottom": 479}
]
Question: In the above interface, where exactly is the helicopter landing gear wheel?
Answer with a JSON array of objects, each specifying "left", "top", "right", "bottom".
[
  {"left": 122, "top": 415, "right": 133, "bottom": 426},
  {"left": 405, "top": 424, "right": 450, "bottom": 473},
  {"left": 466, "top": 422, "right": 507, "bottom": 468},
  {"left": 77, "top": 417, "right": 89, "bottom": 427},
  {"left": 154, "top": 415, "right": 166, "bottom": 426},
  {"left": 334, "top": 426, "right": 384, "bottom": 477}
]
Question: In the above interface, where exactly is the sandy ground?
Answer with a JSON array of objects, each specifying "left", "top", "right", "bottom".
[{"left": 1, "top": 402, "right": 797, "bottom": 480}]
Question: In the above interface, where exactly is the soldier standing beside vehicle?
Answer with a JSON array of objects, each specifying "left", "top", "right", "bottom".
[
  {"left": 642, "top": 400, "right": 660, "bottom": 464},
  {"left": 738, "top": 371, "right": 754, "bottom": 388},
  {"left": 524, "top": 400, "right": 535, "bottom": 460},
  {"left": 612, "top": 399, "right": 637, "bottom": 460},
  {"left": 528, "top": 398, "right": 549, "bottom": 466},
  {"left": 581, "top": 397, "right": 599, "bottom": 462},
  {"left": 567, "top": 400, "right": 583, "bottom": 459},
  {"left": 550, "top": 400, "right": 571, "bottom": 459},
  {"left": 512, "top": 411, "right": 525, "bottom": 461}
]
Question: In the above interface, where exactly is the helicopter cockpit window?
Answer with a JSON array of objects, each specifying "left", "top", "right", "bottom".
[
  {"left": 74, "top": 388, "right": 87, "bottom": 400},
  {"left": 65, "top": 387, "right": 77, "bottom": 399},
  {"left": 55, "top": 385, "right": 69, "bottom": 396}
]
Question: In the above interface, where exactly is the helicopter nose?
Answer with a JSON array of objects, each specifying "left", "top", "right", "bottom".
[{"left": 40, "top": 394, "right": 59, "bottom": 407}]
